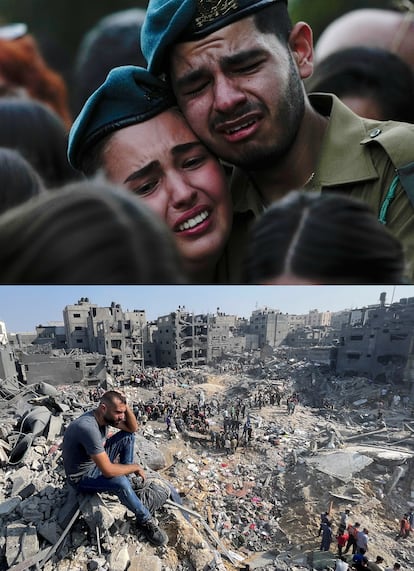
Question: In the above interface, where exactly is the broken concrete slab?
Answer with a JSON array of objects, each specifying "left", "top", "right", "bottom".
[
  {"left": 129, "top": 553, "right": 162, "bottom": 571},
  {"left": 0, "top": 496, "right": 21, "bottom": 516},
  {"left": 6, "top": 523, "right": 39, "bottom": 567},
  {"left": 107, "top": 544, "right": 130, "bottom": 571},
  {"left": 10, "top": 466, "right": 36, "bottom": 498},
  {"left": 305, "top": 450, "right": 374, "bottom": 483}
]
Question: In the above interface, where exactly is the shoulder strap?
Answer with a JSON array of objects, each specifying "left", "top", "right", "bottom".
[{"left": 364, "top": 123, "right": 414, "bottom": 208}]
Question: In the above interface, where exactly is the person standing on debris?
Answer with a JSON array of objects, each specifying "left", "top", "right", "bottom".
[
  {"left": 287, "top": 395, "right": 296, "bottom": 415},
  {"left": 408, "top": 509, "right": 414, "bottom": 531},
  {"left": 339, "top": 508, "right": 351, "bottom": 532},
  {"left": 384, "top": 563, "right": 401, "bottom": 571},
  {"left": 320, "top": 520, "right": 333, "bottom": 551},
  {"left": 319, "top": 511, "right": 331, "bottom": 536},
  {"left": 356, "top": 527, "right": 369, "bottom": 553},
  {"left": 396, "top": 513, "right": 411, "bottom": 540},
  {"left": 344, "top": 521, "right": 360, "bottom": 554},
  {"left": 224, "top": 434, "right": 232, "bottom": 456},
  {"left": 62, "top": 390, "right": 168, "bottom": 547},
  {"left": 336, "top": 527, "right": 349, "bottom": 556}
]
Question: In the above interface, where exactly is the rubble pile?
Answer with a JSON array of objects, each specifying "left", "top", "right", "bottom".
[{"left": 0, "top": 358, "right": 413, "bottom": 571}]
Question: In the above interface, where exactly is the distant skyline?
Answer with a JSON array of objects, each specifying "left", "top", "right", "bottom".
[{"left": 1, "top": 285, "right": 413, "bottom": 333}]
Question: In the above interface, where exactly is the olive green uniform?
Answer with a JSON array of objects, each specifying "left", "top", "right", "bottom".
[{"left": 216, "top": 93, "right": 414, "bottom": 283}]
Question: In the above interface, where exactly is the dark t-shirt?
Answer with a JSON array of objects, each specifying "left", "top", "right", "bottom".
[{"left": 62, "top": 410, "right": 107, "bottom": 482}]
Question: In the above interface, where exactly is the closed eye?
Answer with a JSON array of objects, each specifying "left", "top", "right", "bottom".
[
  {"left": 182, "top": 155, "right": 207, "bottom": 169},
  {"left": 131, "top": 179, "right": 159, "bottom": 197},
  {"left": 182, "top": 81, "right": 209, "bottom": 97}
]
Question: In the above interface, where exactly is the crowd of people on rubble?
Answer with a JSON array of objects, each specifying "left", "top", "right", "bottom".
[{"left": 317, "top": 507, "right": 412, "bottom": 570}]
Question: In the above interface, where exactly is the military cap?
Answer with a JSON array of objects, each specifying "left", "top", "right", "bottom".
[
  {"left": 68, "top": 65, "right": 175, "bottom": 171},
  {"left": 141, "top": 0, "right": 287, "bottom": 75}
]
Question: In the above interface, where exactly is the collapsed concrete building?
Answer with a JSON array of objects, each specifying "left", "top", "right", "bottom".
[
  {"left": 2, "top": 293, "right": 414, "bottom": 403},
  {"left": 334, "top": 293, "right": 414, "bottom": 387}
]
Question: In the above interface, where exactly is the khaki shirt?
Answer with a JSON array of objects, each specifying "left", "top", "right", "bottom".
[{"left": 219, "top": 93, "right": 414, "bottom": 283}]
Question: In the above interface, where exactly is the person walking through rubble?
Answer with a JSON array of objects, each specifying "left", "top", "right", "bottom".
[
  {"left": 395, "top": 513, "right": 411, "bottom": 540},
  {"left": 287, "top": 396, "right": 296, "bottom": 415},
  {"left": 408, "top": 510, "right": 414, "bottom": 532},
  {"left": 336, "top": 527, "right": 349, "bottom": 556},
  {"left": 356, "top": 527, "right": 369, "bottom": 553},
  {"left": 344, "top": 521, "right": 360, "bottom": 554},
  {"left": 339, "top": 508, "right": 351, "bottom": 533},
  {"left": 320, "top": 520, "right": 333, "bottom": 551},
  {"left": 62, "top": 390, "right": 168, "bottom": 547}
]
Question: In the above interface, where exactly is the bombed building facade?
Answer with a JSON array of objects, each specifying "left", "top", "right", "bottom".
[
  {"left": 1, "top": 295, "right": 413, "bottom": 397},
  {"left": 334, "top": 293, "right": 414, "bottom": 384},
  {"left": 63, "top": 298, "right": 145, "bottom": 376}
]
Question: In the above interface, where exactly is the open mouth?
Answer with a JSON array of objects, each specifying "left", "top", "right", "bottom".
[
  {"left": 177, "top": 210, "right": 210, "bottom": 232},
  {"left": 224, "top": 119, "right": 257, "bottom": 135}
]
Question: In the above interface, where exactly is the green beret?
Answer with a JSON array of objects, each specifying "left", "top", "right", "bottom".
[
  {"left": 68, "top": 65, "right": 175, "bottom": 171},
  {"left": 141, "top": 0, "right": 287, "bottom": 75}
]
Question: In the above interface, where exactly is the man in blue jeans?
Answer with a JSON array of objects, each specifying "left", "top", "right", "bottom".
[{"left": 62, "top": 390, "right": 168, "bottom": 546}]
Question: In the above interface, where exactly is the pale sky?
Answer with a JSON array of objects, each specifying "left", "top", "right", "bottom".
[{"left": 1, "top": 285, "right": 413, "bottom": 333}]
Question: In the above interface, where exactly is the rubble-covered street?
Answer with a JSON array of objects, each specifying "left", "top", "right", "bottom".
[{"left": 0, "top": 356, "right": 413, "bottom": 571}]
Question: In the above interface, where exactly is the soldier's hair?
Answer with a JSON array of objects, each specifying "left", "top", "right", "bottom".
[
  {"left": 78, "top": 133, "right": 110, "bottom": 177},
  {"left": 246, "top": 191, "right": 406, "bottom": 285},
  {"left": 253, "top": 3, "right": 293, "bottom": 44}
]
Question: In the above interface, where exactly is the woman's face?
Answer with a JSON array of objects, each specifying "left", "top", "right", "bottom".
[{"left": 103, "top": 109, "right": 232, "bottom": 275}]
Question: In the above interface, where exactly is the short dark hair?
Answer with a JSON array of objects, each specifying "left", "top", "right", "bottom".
[
  {"left": 246, "top": 191, "right": 405, "bottom": 284},
  {"left": 0, "top": 147, "right": 43, "bottom": 214},
  {"left": 0, "top": 179, "right": 186, "bottom": 284},
  {"left": 101, "top": 390, "right": 127, "bottom": 406},
  {"left": 0, "top": 98, "right": 79, "bottom": 188},
  {"left": 253, "top": 2, "right": 293, "bottom": 44},
  {"left": 73, "top": 9, "right": 147, "bottom": 114},
  {"left": 78, "top": 132, "right": 111, "bottom": 177},
  {"left": 306, "top": 47, "right": 414, "bottom": 123}
]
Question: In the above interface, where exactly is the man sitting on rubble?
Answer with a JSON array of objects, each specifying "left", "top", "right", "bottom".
[{"left": 62, "top": 390, "right": 168, "bottom": 546}]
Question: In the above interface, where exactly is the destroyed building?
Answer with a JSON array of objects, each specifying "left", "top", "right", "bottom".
[
  {"left": 249, "top": 308, "right": 289, "bottom": 348},
  {"left": 2, "top": 294, "right": 414, "bottom": 395},
  {"left": 63, "top": 298, "right": 145, "bottom": 376},
  {"left": 335, "top": 293, "right": 414, "bottom": 385}
]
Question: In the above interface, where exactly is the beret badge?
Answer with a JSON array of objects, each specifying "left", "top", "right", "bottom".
[{"left": 194, "top": 0, "right": 240, "bottom": 29}]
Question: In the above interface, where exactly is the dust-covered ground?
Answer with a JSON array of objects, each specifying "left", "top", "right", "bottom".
[{"left": 123, "top": 362, "right": 414, "bottom": 570}]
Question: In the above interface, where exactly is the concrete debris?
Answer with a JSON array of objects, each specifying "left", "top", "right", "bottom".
[
  {"left": 305, "top": 451, "right": 374, "bottom": 483},
  {"left": 0, "top": 355, "right": 413, "bottom": 571}
]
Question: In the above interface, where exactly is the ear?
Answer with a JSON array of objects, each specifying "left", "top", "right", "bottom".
[{"left": 289, "top": 22, "right": 314, "bottom": 80}]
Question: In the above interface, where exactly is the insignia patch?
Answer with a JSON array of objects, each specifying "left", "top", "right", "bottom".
[{"left": 194, "top": 0, "right": 240, "bottom": 29}]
